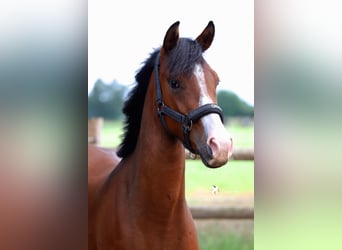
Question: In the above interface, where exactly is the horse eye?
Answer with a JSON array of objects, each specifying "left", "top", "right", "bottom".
[{"left": 169, "top": 79, "right": 181, "bottom": 89}]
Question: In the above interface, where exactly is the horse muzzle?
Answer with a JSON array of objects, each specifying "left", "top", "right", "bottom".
[{"left": 197, "top": 114, "right": 233, "bottom": 168}]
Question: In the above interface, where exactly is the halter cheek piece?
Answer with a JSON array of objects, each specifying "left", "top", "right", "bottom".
[{"left": 154, "top": 52, "right": 224, "bottom": 154}]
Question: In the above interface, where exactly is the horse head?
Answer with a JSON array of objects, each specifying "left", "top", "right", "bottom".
[{"left": 155, "top": 21, "right": 233, "bottom": 168}]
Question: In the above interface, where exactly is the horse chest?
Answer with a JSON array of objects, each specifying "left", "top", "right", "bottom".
[{"left": 93, "top": 197, "right": 198, "bottom": 250}]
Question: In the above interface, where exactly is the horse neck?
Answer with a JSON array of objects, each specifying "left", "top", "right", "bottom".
[{"left": 130, "top": 79, "right": 187, "bottom": 214}]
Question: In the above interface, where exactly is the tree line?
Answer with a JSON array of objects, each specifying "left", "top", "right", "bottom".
[{"left": 88, "top": 79, "right": 253, "bottom": 120}]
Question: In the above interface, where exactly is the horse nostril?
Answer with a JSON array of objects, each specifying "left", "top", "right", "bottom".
[{"left": 208, "top": 137, "right": 219, "bottom": 157}]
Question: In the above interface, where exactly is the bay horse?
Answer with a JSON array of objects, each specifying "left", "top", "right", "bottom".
[{"left": 88, "top": 21, "right": 233, "bottom": 250}]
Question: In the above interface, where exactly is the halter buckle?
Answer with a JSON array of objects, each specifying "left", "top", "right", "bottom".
[
  {"left": 157, "top": 102, "right": 164, "bottom": 117},
  {"left": 182, "top": 117, "right": 193, "bottom": 132}
]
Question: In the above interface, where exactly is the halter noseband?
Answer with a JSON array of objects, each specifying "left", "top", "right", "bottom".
[{"left": 154, "top": 52, "right": 224, "bottom": 154}]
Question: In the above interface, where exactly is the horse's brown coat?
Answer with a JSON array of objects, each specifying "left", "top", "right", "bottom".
[{"left": 88, "top": 21, "right": 229, "bottom": 250}]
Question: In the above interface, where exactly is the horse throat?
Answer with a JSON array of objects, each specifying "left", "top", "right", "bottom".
[{"left": 130, "top": 81, "right": 187, "bottom": 217}]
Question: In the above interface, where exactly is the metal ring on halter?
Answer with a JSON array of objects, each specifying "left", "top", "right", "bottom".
[{"left": 157, "top": 102, "right": 164, "bottom": 115}]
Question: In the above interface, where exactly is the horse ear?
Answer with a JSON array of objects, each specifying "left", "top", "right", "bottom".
[
  {"left": 196, "top": 21, "right": 215, "bottom": 51},
  {"left": 163, "top": 21, "right": 180, "bottom": 54}
]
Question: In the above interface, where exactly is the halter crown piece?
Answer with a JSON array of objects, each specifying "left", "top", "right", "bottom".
[{"left": 154, "top": 52, "right": 224, "bottom": 154}]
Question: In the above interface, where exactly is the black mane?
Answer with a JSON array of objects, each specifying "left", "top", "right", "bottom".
[
  {"left": 116, "top": 50, "right": 159, "bottom": 158},
  {"left": 117, "top": 38, "right": 204, "bottom": 158}
]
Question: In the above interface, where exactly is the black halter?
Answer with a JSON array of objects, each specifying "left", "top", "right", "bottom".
[{"left": 154, "top": 52, "right": 224, "bottom": 153}]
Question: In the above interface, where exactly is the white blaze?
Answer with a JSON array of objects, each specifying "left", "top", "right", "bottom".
[
  {"left": 193, "top": 64, "right": 223, "bottom": 136},
  {"left": 193, "top": 64, "right": 212, "bottom": 106},
  {"left": 192, "top": 64, "right": 232, "bottom": 163}
]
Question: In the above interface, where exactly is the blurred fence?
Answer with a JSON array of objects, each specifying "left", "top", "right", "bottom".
[
  {"left": 88, "top": 118, "right": 254, "bottom": 220},
  {"left": 88, "top": 117, "right": 103, "bottom": 146},
  {"left": 185, "top": 148, "right": 254, "bottom": 161},
  {"left": 88, "top": 118, "right": 254, "bottom": 161},
  {"left": 191, "top": 206, "right": 254, "bottom": 219}
]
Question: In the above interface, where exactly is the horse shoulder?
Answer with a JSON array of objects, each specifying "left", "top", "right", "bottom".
[
  {"left": 88, "top": 145, "right": 121, "bottom": 207},
  {"left": 88, "top": 145, "right": 121, "bottom": 176}
]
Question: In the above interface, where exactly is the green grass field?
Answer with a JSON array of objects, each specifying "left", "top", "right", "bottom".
[
  {"left": 101, "top": 120, "right": 254, "bottom": 193},
  {"left": 98, "top": 119, "right": 254, "bottom": 250},
  {"left": 197, "top": 227, "right": 254, "bottom": 250},
  {"left": 99, "top": 119, "right": 254, "bottom": 195},
  {"left": 185, "top": 160, "right": 254, "bottom": 199},
  {"left": 100, "top": 120, "right": 124, "bottom": 148}
]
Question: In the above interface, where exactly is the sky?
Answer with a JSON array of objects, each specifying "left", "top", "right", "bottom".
[{"left": 89, "top": 0, "right": 254, "bottom": 105}]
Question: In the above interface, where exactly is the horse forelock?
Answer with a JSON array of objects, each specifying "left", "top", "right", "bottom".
[{"left": 167, "top": 38, "right": 204, "bottom": 78}]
